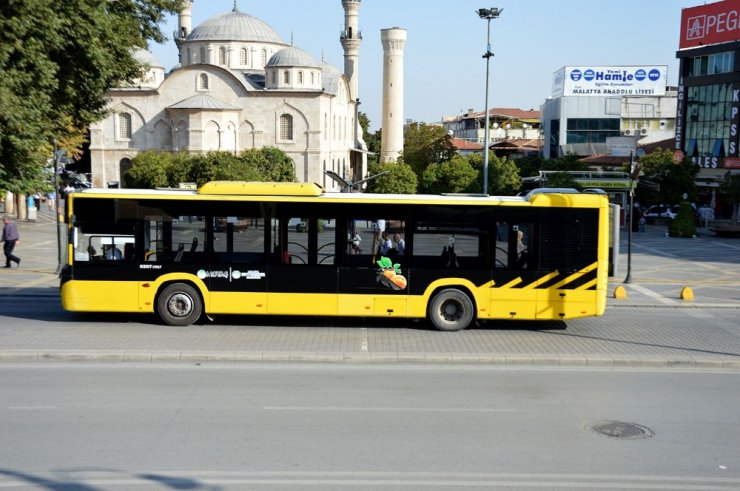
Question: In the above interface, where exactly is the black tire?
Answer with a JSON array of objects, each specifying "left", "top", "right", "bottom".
[
  {"left": 428, "top": 288, "right": 475, "bottom": 332},
  {"left": 157, "top": 283, "right": 202, "bottom": 326}
]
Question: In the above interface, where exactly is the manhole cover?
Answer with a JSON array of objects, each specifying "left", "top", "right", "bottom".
[{"left": 591, "top": 421, "right": 654, "bottom": 439}]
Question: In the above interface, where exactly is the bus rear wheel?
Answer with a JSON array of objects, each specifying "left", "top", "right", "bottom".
[
  {"left": 157, "top": 283, "right": 202, "bottom": 326},
  {"left": 428, "top": 288, "right": 474, "bottom": 332}
]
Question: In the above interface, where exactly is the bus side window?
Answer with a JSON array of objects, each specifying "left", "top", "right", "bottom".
[{"left": 513, "top": 223, "right": 532, "bottom": 269}]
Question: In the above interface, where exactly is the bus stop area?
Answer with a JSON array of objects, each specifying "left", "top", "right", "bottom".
[{"left": 1, "top": 206, "right": 740, "bottom": 367}]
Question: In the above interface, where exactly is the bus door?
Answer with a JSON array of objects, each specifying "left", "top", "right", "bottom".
[
  {"left": 338, "top": 217, "right": 408, "bottom": 317},
  {"left": 70, "top": 223, "right": 139, "bottom": 312},
  {"left": 267, "top": 215, "right": 338, "bottom": 315},
  {"left": 208, "top": 213, "right": 268, "bottom": 315},
  {"left": 489, "top": 221, "right": 537, "bottom": 319}
]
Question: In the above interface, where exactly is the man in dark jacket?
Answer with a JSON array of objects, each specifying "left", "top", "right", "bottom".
[{"left": 2, "top": 215, "right": 21, "bottom": 268}]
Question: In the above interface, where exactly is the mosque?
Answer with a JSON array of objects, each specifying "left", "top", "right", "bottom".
[{"left": 88, "top": 0, "right": 402, "bottom": 191}]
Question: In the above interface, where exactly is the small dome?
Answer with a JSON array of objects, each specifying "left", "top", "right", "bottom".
[
  {"left": 267, "top": 46, "right": 320, "bottom": 68},
  {"left": 321, "top": 61, "right": 343, "bottom": 94},
  {"left": 188, "top": 9, "right": 286, "bottom": 44},
  {"left": 132, "top": 48, "right": 163, "bottom": 68}
]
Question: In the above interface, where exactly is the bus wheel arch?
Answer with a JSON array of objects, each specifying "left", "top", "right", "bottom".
[
  {"left": 427, "top": 286, "right": 476, "bottom": 332},
  {"left": 156, "top": 281, "right": 203, "bottom": 326}
]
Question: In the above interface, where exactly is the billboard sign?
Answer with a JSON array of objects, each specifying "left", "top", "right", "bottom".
[
  {"left": 553, "top": 66, "right": 668, "bottom": 97},
  {"left": 680, "top": 0, "right": 740, "bottom": 49}
]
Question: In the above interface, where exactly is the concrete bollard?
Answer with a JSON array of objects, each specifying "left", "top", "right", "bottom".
[{"left": 613, "top": 285, "right": 628, "bottom": 299}]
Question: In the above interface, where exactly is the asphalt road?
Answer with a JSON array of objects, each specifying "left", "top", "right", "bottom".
[{"left": 1, "top": 364, "right": 740, "bottom": 489}]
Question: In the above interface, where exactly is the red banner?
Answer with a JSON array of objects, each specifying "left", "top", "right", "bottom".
[{"left": 680, "top": 0, "right": 740, "bottom": 49}]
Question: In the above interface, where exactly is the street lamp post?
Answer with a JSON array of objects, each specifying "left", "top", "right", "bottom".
[
  {"left": 477, "top": 7, "right": 502, "bottom": 195},
  {"left": 624, "top": 150, "right": 642, "bottom": 284}
]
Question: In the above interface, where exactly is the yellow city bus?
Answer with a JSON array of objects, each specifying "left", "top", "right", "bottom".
[{"left": 60, "top": 181, "right": 609, "bottom": 331}]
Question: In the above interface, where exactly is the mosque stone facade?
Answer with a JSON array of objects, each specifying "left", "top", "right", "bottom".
[{"left": 89, "top": 1, "right": 365, "bottom": 190}]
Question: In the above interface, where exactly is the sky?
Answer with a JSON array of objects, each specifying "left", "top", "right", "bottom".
[{"left": 149, "top": 0, "right": 703, "bottom": 132}]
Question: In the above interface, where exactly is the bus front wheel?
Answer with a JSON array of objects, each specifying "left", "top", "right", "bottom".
[
  {"left": 428, "top": 288, "right": 474, "bottom": 332},
  {"left": 157, "top": 283, "right": 202, "bottom": 326}
]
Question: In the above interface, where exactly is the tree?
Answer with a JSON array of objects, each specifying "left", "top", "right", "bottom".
[
  {"left": 467, "top": 153, "right": 522, "bottom": 195},
  {"left": 421, "top": 155, "right": 477, "bottom": 194},
  {"left": 719, "top": 173, "right": 740, "bottom": 222},
  {"left": 364, "top": 159, "right": 417, "bottom": 194},
  {"left": 402, "top": 123, "right": 456, "bottom": 178},
  {"left": 125, "top": 151, "right": 177, "bottom": 189},
  {"left": 240, "top": 147, "right": 296, "bottom": 182},
  {"left": 0, "top": 0, "right": 181, "bottom": 194},
  {"left": 125, "top": 148, "right": 296, "bottom": 189},
  {"left": 358, "top": 113, "right": 380, "bottom": 151},
  {"left": 636, "top": 149, "right": 698, "bottom": 205}
]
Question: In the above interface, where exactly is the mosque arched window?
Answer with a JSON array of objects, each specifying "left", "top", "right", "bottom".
[
  {"left": 280, "top": 114, "right": 294, "bottom": 141},
  {"left": 218, "top": 47, "right": 226, "bottom": 65},
  {"left": 118, "top": 113, "right": 132, "bottom": 139},
  {"left": 240, "top": 48, "right": 248, "bottom": 66},
  {"left": 298, "top": 71, "right": 303, "bottom": 85},
  {"left": 198, "top": 73, "right": 209, "bottom": 91},
  {"left": 261, "top": 49, "right": 267, "bottom": 66},
  {"left": 199, "top": 47, "right": 206, "bottom": 63},
  {"left": 283, "top": 70, "right": 290, "bottom": 84},
  {"left": 311, "top": 72, "right": 315, "bottom": 85},
  {"left": 271, "top": 70, "right": 277, "bottom": 85}
]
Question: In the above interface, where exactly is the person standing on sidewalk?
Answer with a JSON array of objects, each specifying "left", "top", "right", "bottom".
[{"left": 2, "top": 215, "right": 21, "bottom": 268}]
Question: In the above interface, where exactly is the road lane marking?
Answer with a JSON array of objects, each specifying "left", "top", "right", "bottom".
[
  {"left": 262, "top": 406, "right": 514, "bottom": 412},
  {"left": 626, "top": 283, "right": 678, "bottom": 305},
  {"left": 360, "top": 327, "right": 368, "bottom": 352}
]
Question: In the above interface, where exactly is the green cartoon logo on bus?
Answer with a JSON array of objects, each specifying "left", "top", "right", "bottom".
[{"left": 376, "top": 256, "right": 407, "bottom": 290}]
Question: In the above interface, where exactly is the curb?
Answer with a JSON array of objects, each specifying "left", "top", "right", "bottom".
[{"left": 1, "top": 350, "right": 740, "bottom": 370}]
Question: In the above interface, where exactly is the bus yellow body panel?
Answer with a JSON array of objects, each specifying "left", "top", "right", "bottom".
[
  {"left": 338, "top": 295, "right": 374, "bottom": 316},
  {"left": 209, "top": 291, "right": 268, "bottom": 314},
  {"left": 61, "top": 281, "right": 139, "bottom": 312}
]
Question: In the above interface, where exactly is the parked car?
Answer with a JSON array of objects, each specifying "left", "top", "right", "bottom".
[{"left": 643, "top": 205, "right": 679, "bottom": 220}]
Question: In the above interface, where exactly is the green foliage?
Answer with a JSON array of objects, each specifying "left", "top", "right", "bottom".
[
  {"left": 669, "top": 201, "right": 697, "bottom": 238},
  {"left": 358, "top": 112, "right": 380, "bottom": 167},
  {"left": 636, "top": 149, "right": 698, "bottom": 205},
  {"left": 240, "top": 147, "right": 295, "bottom": 182},
  {"left": 125, "top": 151, "right": 177, "bottom": 189},
  {"left": 719, "top": 173, "right": 740, "bottom": 222},
  {"left": 543, "top": 172, "right": 582, "bottom": 190},
  {"left": 0, "top": 0, "right": 181, "bottom": 193},
  {"left": 402, "top": 123, "right": 456, "bottom": 178},
  {"left": 515, "top": 156, "right": 545, "bottom": 178},
  {"left": 542, "top": 154, "right": 588, "bottom": 172},
  {"left": 125, "top": 148, "right": 296, "bottom": 189},
  {"left": 365, "top": 160, "right": 417, "bottom": 194},
  {"left": 421, "top": 155, "right": 478, "bottom": 194},
  {"left": 466, "top": 153, "right": 522, "bottom": 195}
]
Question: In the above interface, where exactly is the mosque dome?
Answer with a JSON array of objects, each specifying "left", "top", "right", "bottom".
[
  {"left": 132, "top": 47, "right": 163, "bottom": 68},
  {"left": 267, "top": 46, "right": 320, "bottom": 68},
  {"left": 188, "top": 8, "right": 286, "bottom": 44},
  {"left": 320, "top": 61, "right": 343, "bottom": 94}
]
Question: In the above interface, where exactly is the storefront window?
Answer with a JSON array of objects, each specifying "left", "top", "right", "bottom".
[{"left": 685, "top": 83, "right": 733, "bottom": 157}]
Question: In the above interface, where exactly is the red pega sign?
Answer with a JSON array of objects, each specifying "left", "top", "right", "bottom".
[{"left": 680, "top": 0, "right": 740, "bottom": 49}]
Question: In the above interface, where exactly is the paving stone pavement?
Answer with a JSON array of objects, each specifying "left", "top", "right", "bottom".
[{"left": 1, "top": 206, "right": 739, "bottom": 367}]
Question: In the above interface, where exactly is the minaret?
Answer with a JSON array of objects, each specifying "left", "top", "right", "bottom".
[
  {"left": 174, "top": 0, "right": 194, "bottom": 65},
  {"left": 380, "top": 27, "right": 407, "bottom": 163},
  {"left": 340, "top": 0, "right": 362, "bottom": 100}
]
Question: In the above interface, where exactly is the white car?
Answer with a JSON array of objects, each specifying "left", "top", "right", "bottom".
[{"left": 643, "top": 205, "right": 679, "bottom": 220}]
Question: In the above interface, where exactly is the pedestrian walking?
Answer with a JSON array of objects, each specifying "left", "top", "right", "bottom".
[
  {"left": 47, "top": 191, "right": 56, "bottom": 212},
  {"left": 2, "top": 215, "right": 21, "bottom": 268}
]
